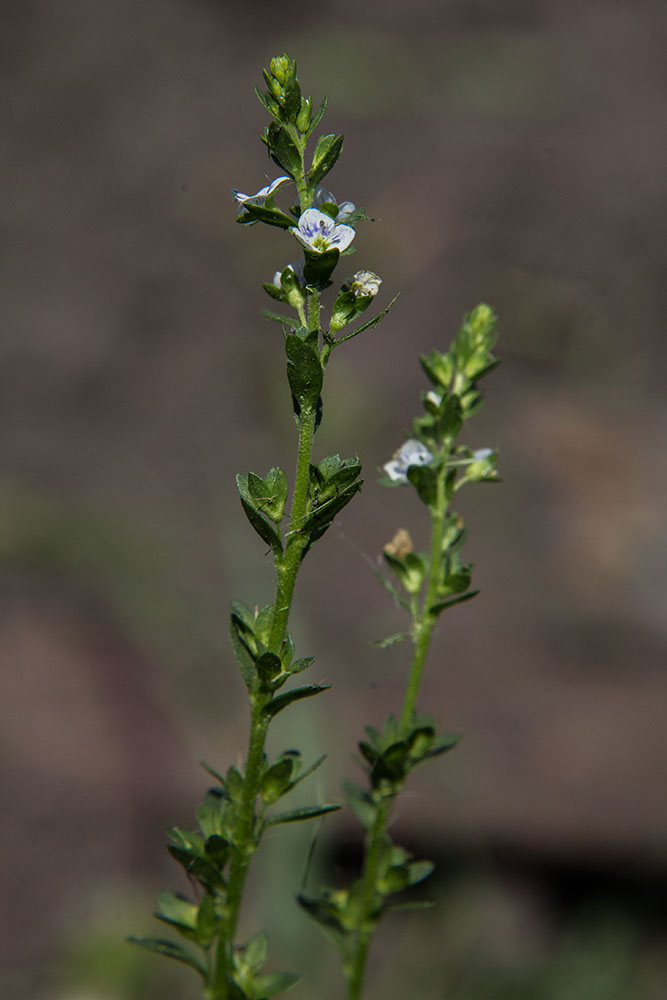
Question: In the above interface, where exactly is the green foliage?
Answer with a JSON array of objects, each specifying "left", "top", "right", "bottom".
[{"left": 358, "top": 714, "right": 460, "bottom": 792}]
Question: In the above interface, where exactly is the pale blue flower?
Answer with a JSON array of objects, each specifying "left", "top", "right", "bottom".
[
  {"left": 313, "top": 187, "right": 356, "bottom": 223},
  {"left": 292, "top": 209, "right": 355, "bottom": 254},
  {"left": 383, "top": 439, "right": 433, "bottom": 483},
  {"left": 472, "top": 448, "right": 493, "bottom": 461},
  {"left": 232, "top": 176, "right": 290, "bottom": 210}
]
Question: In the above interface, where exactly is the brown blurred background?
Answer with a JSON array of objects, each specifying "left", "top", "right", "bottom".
[{"left": 2, "top": 1, "right": 667, "bottom": 998}]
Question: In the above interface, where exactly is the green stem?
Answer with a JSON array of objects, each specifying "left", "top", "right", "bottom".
[
  {"left": 212, "top": 291, "right": 321, "bottom": 998},
  {"left": 401, "top": 465, "right": 448, "bottom": 731},
  {"left": 219, "top": 698, "right": 269, "bottom": 972},
  {"left": 345, "top": 465, "right": 449, "bottom": 1000},
  {"left": 345, "top": 795, "right": 393, "bottom": 1000},
  {"left": 268, "top": 400, "right": 318, "bottom": 650}
]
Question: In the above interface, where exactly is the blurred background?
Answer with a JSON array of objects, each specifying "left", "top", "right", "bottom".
[{"left": 2, "top": 1, "right": 667, "bottom": 998}]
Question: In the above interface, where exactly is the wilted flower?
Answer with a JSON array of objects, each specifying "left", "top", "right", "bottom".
[
  {"left": 383, "top": 439, "right": 433, "bottom": 484},
  {"left": 383, "top": 528, "right": 413, "bottom": 558},
  {"left": 232, "top": 176, "right": 290, "bottom": 212},
  {"left": 349, "top": 270, "right": 382, "bottom": 298},
  {"left": 313, "top": 186, "right": 356, "bottom": 223},
  {"left": 292, "top": 208, "right": 355, "bottom": 254}
]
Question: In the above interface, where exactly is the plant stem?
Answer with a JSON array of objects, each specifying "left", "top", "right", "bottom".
[
  {"left": 268, "top": 400, "right": 317, "bottom": 650},
  {"left": 217, "top": 697, "right": 269, "bottom": 988},
  {"left": 401, "top": 465, "right": 448, "bottom": 731},
  {"left": 345, "top": 795, "right": 392, "bottom": 1000},
  {"left": 213, "top": 290, "right": 321, "bottom": 998},
  {"left": 345, "top": 466, "right": 449, "bottom": 1000}
]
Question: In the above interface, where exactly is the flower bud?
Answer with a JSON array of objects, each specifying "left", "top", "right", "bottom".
[
  {"left": 270, "top": 55, "right": 291, "bottom": 86},
  {"left": 296, "top": 97, "right": 311, "bottom": 133}
]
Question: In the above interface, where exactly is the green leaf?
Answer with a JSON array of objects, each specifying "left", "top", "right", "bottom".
[
  {"left": 260, "top": 308, "right": 299, "bottom": 327},
  {"left": 167, "top": 829, "right": 226, "bottom": 890},
  {"left": 290, "top": 753, "right": 326, "bottom": 787},
  {"left": 264, "top": 683, "right": 331, "bottom": 718},
  {"left": 127, "top": 936, "right": 206, "bottom": 976},
  {"left": 369, "top": 631, "right": 411, "bottom": 649},
  {"left": 302, "top": 247, "right": 340, "bottom": 289},
  {"left": 301, "top": 480, "right": 363, "bottom": 542},
  {"left": 253, "top": 971, "right": 300, "bottom": 997},
  {"left": 308, "top": 133, "right": 344, "bottom": 188},
  {"left": 204, "top": 833, "right": 229, "bottom": 864},
  {"left": 262, "top": 122, "right": 302, "bottom": 178},
  {"left": 155, "top": 891, "right": 198, "bottom": 933},
  {"left": 262, "top": 282, "right": 288, "bottom": 304},
  {"left": 255, "top": 85, "right": 274, "bottom": 115},
  {"left": 439, "top": 393, "right": 464, "bottom": 438},
  {"left": 406, "top": 859, "right": 435, "bottom": 886},
  {"left": 429, "top": 589, "right": 479, "bottom": 616},
  {"left": 285, "top": 334, "right": 323, "bottom": 411},
  {"left": 229, "top": 603, "right": 258, "bottom": 690},
  {"left": 197, "top": 790, "right": 227, "bottom": 838},
  {"left": 264, "top": 803, "right": 340, "bottom": 827},
  {"left": 261, "top": 757, "right": 295, "bottom": 803},
  {"left": 383, "top": 898, "right": 435, "bottom": 913},
  {"left": 331, "top": 294, "right": 399, "bottom": 347},
  {"left": 288, "top": 655, "right": 315, "bottom": 674},
  {"left": 342, "top": 779, "right": 376, "bottom": 830},
  {"left": 256, "top": 650, "right": 283, "bottom": 686},
  {"left": 423, "top": 733, "right": 461, "bottom": 759},
  {"left": 281, "top": 75, "right": 302, "bottom": 122},
  {"left": 306, "top": 94, "right": 328, "bottom": 137},
  {"left": 296, "top": 892, "right": 349, "bottom": 943},
  {"left": 243, "top": 930, "right": 269, "bottom": 973},
  {"left": 200, "top": 760, "right": 226, "bottom": 785},
  {"left": 246, "top": 467, "right": 288, "bottom": 523},
  {"left": 236, "top": 475, "right": 283, "bottom": 556},
  {"left": 407, "top": 464, "right": 438, "bottom": 508},
  {"left": 237, "top": 203, "right": 295, "bottom": 229}
]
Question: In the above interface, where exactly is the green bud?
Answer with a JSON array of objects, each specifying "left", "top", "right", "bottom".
[
  {"left": 468, "top": 303, "right": 496, "bottom": 337},
  {"left": 270, "top": 55, "right": 291, "bottom": 86},
  {"left": 268, "top": 75, "right": 283, "bottom": 100},
  {"left": 296, "top": 97, "right": 311, "bottom": 133}
]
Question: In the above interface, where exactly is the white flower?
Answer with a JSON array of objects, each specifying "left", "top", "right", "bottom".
[
  {"left": 350, "top": 270, "right": 382, "bottom": 298},
  {"left": 232, "top": 176, "right": 290, "bottom": 208},
  {"left": 383, "top": 439, "right": 433, "bottom": 483},
  {"left": 472, "top": 448, "right": 493, "bottom": 461},
  {"left": 313, "top": 186, "right": 356, "bottom": 223},
  {"left": 425, "top": 390, "right": 442, "bottom": 406},
  {"left": 292, "top": 208, "right": 355, "bottom": 254}
]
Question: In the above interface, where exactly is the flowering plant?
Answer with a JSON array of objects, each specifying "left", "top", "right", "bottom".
[{"left": 130, "top": 53, "right": 500, "bottom": 1000}]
